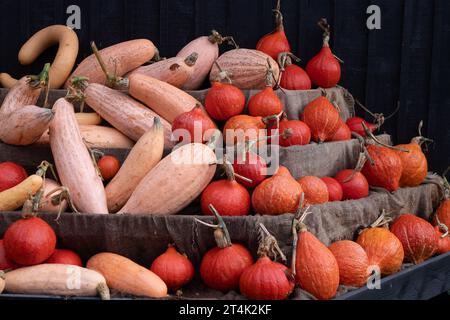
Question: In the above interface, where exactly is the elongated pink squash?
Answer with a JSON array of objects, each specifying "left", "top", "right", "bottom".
[
  {"left": 119, "top": 143, "right": 217, "bottom": 215},
  {"left": 49, "top": 98, "right": 108, "bottom": 214},
  {"left": 65, "top": 39, "right": 156, "bottom": 88},
  {"left": 84, "top": 83, "right": 173, "bottom": 148}
]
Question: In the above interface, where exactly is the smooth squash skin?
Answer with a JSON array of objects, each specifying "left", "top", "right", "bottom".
[
  {"left": 5, "top": 264, "right": 110, "bottom": 300},
  {"left": 18, "top": 25, "right": 79, "bottom": 89},
  {"left": 118, "top": 143, "right": 217, "bottom": 215},
  {"left": 74, "top": 113, "right": 102, "bottom": 126},
  {"left": 36, "top": 125, "right": 135, "bottom": 150},
  {"left": 106, "top": 119, "right": 164, "bottom": 213},
  {"left": 49, "top": 98, "right": 108, "bottom": 214},
  {"left": 0, "top": 175, "right": 43, "bottom": 211},
  {"left": 128, "top": 73, "right": 202, "bottom": 123},
  {"left": 0, "top": 73, "right": 18, "bottom": 89},
  {"left": 84, "top": 83, "right": 173, "bottom": 148},
  {"left": 0, "top": 105, "right": 54, "bottom": 146},
  {"left": 66, "top": 39, "right": 156, "bottom": 88},
  {"left": 176, "top": 35, "right": 220, "bottom": 90},
  {"left": 128, "top": 53, "right": 198, "bottom": 88},
  {"left": 87, "top": 253, "right": 167, "bottom": 298}
]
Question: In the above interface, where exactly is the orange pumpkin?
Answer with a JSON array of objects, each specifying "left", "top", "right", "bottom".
[
  {"left": 395, "top": 137, "right": 428, "bottom": 188},
  {"left": 223, "top": 115, "right": 266, "bottom": 146},
  {"left": 329, "top": 240, "right": 369, "bottom": 288},
  {"left": 357, "top": 227, "right": 404, "bottom": 276},
  {"left": 297, "top": 176, "right": 329, "bottom": 205},
  {"left": 252, "top": 166, "right": 303, "bottom": 215},
  {"left": 295, "top": 228, "right": 339, "bottom": 300},
  {"left": 301, "top": 96, "right": 340, "bottom": 143}
]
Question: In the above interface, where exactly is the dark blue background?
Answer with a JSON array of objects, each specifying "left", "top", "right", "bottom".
[{"left": 0, "top": 0, "right": 448, "bottom": 173}]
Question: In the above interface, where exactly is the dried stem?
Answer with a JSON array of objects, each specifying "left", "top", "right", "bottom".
[
  {"left": 213, "top": 61, "right": 232, "bottom": 84},
  {"left": 369, "top": 210, "right": 393, "bottom": 229},
  {"left": 258, "top": 223, "right": 287, "bottom": 263},
  {"left": 90, "top": 41, "right": 128, "bottom": 89},
  {"left": 195, "top": 205, "right": 232, "bottom": 248},
  {"left": 362, "top": 122, "right": 410, "bottom": 153},
  {"left": 435, "top": 214, "right": 449, "bottom": 238},
  {"left": 291, "top": 193, "right": 312, "bottom": 277}
]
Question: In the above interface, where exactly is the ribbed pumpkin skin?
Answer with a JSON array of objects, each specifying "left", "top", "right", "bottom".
[
  {"left": 172, "top": 106, "right": 217, "bottom": 144},
  {"left": 436, "top": 200, "right": 450, "bottom": 228},
  {"left": 280, "top": 64, "right": 312, "bottom": 91},
  {"left": 334, "top": 170, "right": 369, "bottom": 200},
  {"left": 256, "top": 30, "right": 291, "bottom": 61},
  {"left": 150, "top": 246, "right": 194, "bottom": 291},
  {"left": 239, "top": 257, "right": 295, "bottom": 300},
  {"left": 331, "top": 120, "right": 352, "bottom": 142},
  {"left": 252, "top": 167, "right": 303, "bottom": 215},
  {"left": 306, "top": 47, "right": 341, "bottom": 88},
  {"left": 297, "top": 176, "right": 329, "bottom": 205},
  {"left": 328, "top": 240, "right": 369, "bottom": 287},
  {"left": 278, "top": 120, "right": 311, "bottom": 147},
  {"left": 395, "top": 143, "right": 428, "bottom": 188},
  {"left": 223, "top": 115, "right": 266, "bottom": 146},
  {"left": 435, "top": 227, "right": 450, "bottom": 254},
  {"left": 201, "top": 180, "right": 251, "bottom": 216},
  {"left": 390, "top": 215, "right": 438, "bottom": 264},
  {"left": 357, "top": 228, "right": 404, "bottom": 276},
  {"left": 210, "top": 49, "right": 280, "bottom": 90},
  {"left": 248, "top": 88, "right": 283, "bottom": 118},
  {"left": 321, "top": 177, "right": 343, "bottom": 202},
  {"left": 302, "top": 96, "right": 340, "bottom": 143},
  {"left": 362, "top": 145, "right": 403, "bottom": 192},
  {"left": 295, "top": 231, "right": 339, "bottom": 300},
  {"left": 200, "top": 244, "right": 253, "bottom": 293},
  {"left": 204, "top": 82, "right": 246, "bottom": 121}
]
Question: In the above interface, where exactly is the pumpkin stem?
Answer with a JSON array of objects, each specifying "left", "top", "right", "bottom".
[
  {"left": 362, "top": 122, "right": 410, "bottom": 153},
  {"left": 22, "top": 198, "right": 36, "bottom": 218},
  {"left": 411, "top": 120, "right": 434, "bottom": 148},
  {"left": 36, "top": 160, "right": 59, "bottom": 183},
  {"left": 318, "top": 18, "right": 331, "bottom": 48},
  {"left": 90, "top": 41, "right": 128, "bottom": 89},
  {"left": 277, "top": 52, "right": 301, "bottom": 72},
  {"left": 435, "top": 214, "right": 449, "bottom": 238},
  {"left": 184, "top": 52, "right": 199, "bottom": 67},
  {"left": 343, "top": 151, "right": 369, "bottom": 183},
  {"left": 209, "top": 30, "right": 239, "bottom": 48},
  {"left": 291, "top": 193, "right": 313, "bottom": 277},
  {"left": 84, "top": 140, "right": 104, "bottom": 181},
  {"left": 195, "top": 205, "right": 232, "bottom": 248},
  {"left": 27, "top": 62, "right": 50, "bottom": 89},
  {"left": 352, "top": 132, "right": 375, "bottom": 165},
  {"left": 272, "top": 0, "right": 285, "bottom": 31},
  {"left": 213, "top": 61, "right": 233, "bottom": 84},
  {"left": 258, "top": 223, "right": 287, "bottom": 263},
  {"left": 369, "top": 210, "right": 393, "bottom": 229},
  {"left": 265, "top": 58, "right": 275, "bottom": 88},
  {"left": 46, "top": 186, "right": 80, "bottom": 219},
  {"left": 222, "top": 155, "right": 253, "bottom": 184}
]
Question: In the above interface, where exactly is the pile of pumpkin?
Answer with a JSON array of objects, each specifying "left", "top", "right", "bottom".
[{"left": 0, "top": 191, "right": 449, "bottom": 300}]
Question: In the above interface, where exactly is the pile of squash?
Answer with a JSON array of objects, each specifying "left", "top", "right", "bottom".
[{"left": 0, "top": 0, "right": 449, "bottom": 301}]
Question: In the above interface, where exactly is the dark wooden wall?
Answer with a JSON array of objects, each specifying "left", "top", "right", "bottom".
[{"left": 0, "top": 0, "right": 448, "bottom": 173}]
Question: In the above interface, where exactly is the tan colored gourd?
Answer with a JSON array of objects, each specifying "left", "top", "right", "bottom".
[
  {"left": 4, "top": 264, "right": 110, "bottom": 300},
  {"left": 84, "top": 83, "right": 173, "bottom": 148},
  {"left": 106, "top": 118, "right": 164, "bottom": 212},
  {"left": 87, "top": 252, "right": 167, "bottom": 298},
  {"left": 128, "top": 53, "right": 198, "bottom": 88},
  {"left": 74, "top": 112, "right": 102, "bottom": 126},
  {"left": 49, "top": 98, "right": 108, "bottom": 214},
  {"left": 65, "top": 39, "right": 156, "bottom": 88},
  {"left": 36, "top": 125, "right": 135, "bottom": 150},
  {"left": 18, "top": 25, "right": 79, "bottom": 89},
  {"left": 0, "top": 175, "right": 43, "bottom": 211},
  {"left": 0, "top": 105, "right": 54, "bottom": 146},
  {"left": 119, "top": 143, "right": 217, "bottom": 215},
  {"left": 128, "top": 73, "right": 202, "bottom": 123}
]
